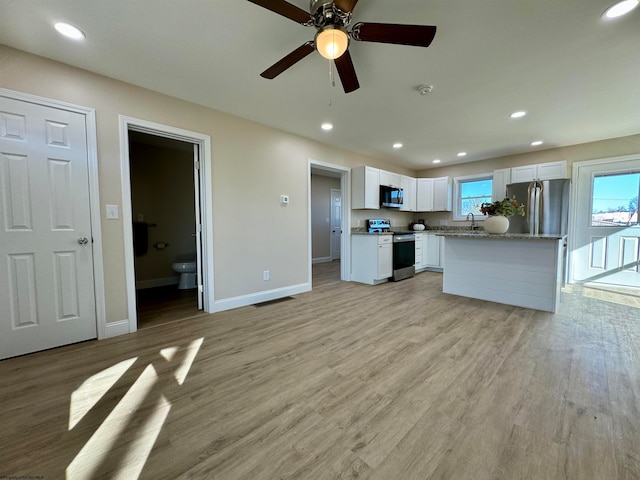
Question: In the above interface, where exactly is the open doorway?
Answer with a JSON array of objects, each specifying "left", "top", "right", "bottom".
[
  {"left": 128, "top": 131, "right": 204, "bottom": 328},
  {"left": 309, "top": 161, "right": 350, "bottom": 287},
  {"left": 119, "top": 116, "right": 213, "bottom": 334}
]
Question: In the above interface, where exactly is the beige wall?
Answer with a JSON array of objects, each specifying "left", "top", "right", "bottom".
[
  {"left": 130, "top": 142, "right": 196, "bottom": 284},
  {"left": 0, "top": 44, "right": 408, "bottom": 325}
]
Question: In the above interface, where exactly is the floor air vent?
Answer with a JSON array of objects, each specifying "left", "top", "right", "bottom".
[{"left": 253, "top": 297, "right": 295, "bottom": 308}]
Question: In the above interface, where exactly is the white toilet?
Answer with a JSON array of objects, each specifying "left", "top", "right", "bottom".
[{"left": 172, "top": 259, "right": 197, "bottom": 289}]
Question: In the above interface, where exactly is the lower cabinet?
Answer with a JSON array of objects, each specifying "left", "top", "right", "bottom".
[
  {"left": 418, "top": 232, "right": 444, "bottom": 271},
  {"left": 351, "top": 234, "right": 393, "bottom": 285}
]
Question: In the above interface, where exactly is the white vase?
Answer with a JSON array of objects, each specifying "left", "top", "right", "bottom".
[{"left": 484, "top": 215, "right": 509, "bottom": 234}]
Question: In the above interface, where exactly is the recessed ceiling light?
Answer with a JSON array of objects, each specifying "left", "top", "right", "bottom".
[
  {"left": 603, "top": 0, "right": 639, "bottom": 18},
  {"left": 393, "top": 143, "right": 403, "bottom": 149},
  {"left": 54, "top": 22, "right": 85, "bottom": 40},
  {"left": 530, "top": 140, "right": 544, "bottom": 146},
  {"left": 432, "top": 159, "right": 441, "bottom": 164},
  {"left": 510, "top": 111, "right": 527, "bottom": 118},
  {"left": 457, "top": 152, "right": 467, "bottom": 157},
  {"left": 321, "top": 123, "right": 333, "bottom": 131}
]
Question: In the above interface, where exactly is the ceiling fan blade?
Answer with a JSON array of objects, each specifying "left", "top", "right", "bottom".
[
  {"left": 334, "top": 51, "right": 360, "bottom": 93},
  {"left": 260, "top": 42, "right": 315, "bottom": 79},
  {"left": 334, "top": 0, "right": 359, "bottom": 13},
  {"left": 247, "top": 0, "right": 312, "bottom": 24},
  {"left": 351, "top": 22, "right": 437, "bottom": 47}
]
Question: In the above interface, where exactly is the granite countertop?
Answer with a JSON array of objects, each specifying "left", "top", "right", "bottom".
[{"left": 435, "top": 232, "right": 566, "bottom": 240}]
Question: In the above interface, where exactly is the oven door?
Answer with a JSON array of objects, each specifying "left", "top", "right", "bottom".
[{"left": 392, "top": 234, "right": 415, "bottom": 281}]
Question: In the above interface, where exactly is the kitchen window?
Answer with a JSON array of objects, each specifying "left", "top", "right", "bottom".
[{"left": 453, "top": 174, "right": 493, "bottom": 221}]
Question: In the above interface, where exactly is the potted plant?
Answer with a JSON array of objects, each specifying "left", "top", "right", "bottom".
[{"left": 479, "top": 196, "right": 525, "bottom": 234}]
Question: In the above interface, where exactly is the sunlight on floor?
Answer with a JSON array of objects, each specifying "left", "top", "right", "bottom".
[
  {"left": 564, "top": 284, "right": 640, "bottom": 308},
  {"left": 66, "top": 337, "right": 204, "bottom": 479},
  {"left": 69, "top": 357, "right": 137, "bottom": 430}
]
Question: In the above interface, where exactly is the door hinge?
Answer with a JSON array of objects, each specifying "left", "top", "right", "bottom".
[
  {"left": 194, "top": 161, "right": 200, "bottom": 170},
  {"left": 198, "top": 285, "right": 204, "bottom": 293}
]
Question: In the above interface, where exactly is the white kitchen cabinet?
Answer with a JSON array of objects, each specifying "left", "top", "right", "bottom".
[
  {"left": 416, "top": 178, "right": 434, "bottom": 211},
  {"left": 351, "top": 234, "right": 393, "bottom": 285},
  {"left": 537, "top": 161, "right": 567, "bottom": 180},
  {"left": 414, "top": 233, "right": 424, "bottom": 270},
  {"left": 492, "top": 168, "right": 511, "bottom": 200},
  {"left": 416, "top": 177, "right": 451, "bottom": 212},
  {"left": 400, "top": 175, "right": 416, "bottom": 212},
  {"left": 424, "top": 232, "right": 444, "bottom": 270},
  {"left": 352, "top": 166, "right": 380, "bottom": 209},
  {"left": 379, "top": 170, "right": 401, "bottom": 188},
  {"left": 433, "top": 177, "right": 452, "bottom": 211},
  {"left": 510, "top": 160, "right": 567, "bottom": 183}
]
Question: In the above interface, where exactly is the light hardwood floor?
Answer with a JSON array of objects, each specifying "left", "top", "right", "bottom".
[{"left": 1, "top": 272, "right": 639, "bottom": 479}]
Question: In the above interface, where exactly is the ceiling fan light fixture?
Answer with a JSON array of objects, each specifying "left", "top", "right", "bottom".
[{"left": 315, "top": 26, "right": 349, "bottom": 60}]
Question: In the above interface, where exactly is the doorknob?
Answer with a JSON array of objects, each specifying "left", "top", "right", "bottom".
[{"left": 78, "top": 236, "right": 89, "bottom": 245}]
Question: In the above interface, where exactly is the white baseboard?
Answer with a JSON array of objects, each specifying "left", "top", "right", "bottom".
[
  {"left": 104, "top": 319, "right": 131, "bottom": 338},
  {"left": 212, "top": 283, "right": 311, "bottom": 312},
  {"left": 136, "top": 276, "right": 179, "bottom": 290},
  {"left": 312, "top": 257, "right": 332, "bottom": 264}
]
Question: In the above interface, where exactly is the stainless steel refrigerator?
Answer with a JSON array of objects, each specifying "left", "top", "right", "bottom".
[{"left": 506, "top": 179, "right": 571, "bottom": 235}]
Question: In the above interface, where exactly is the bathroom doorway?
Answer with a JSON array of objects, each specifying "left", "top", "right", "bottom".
[
  {"left": 120, "top": 117, "right": 213, "bottom": 332},
  {"left": 129, "top": 131, "right": 203, "bottom": 328}
]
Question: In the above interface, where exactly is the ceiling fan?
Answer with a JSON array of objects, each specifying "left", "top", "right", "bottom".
[{"left": 247, "top": 0, "right": 437, "bottom": 93}]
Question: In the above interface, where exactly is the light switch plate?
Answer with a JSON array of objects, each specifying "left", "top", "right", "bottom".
[{"left": 106, "top": 204, "right": 119, "bottom": 220}]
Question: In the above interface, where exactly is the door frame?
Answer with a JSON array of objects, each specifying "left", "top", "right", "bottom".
[
  {"left": 308, "top": 159, "right": 351, "bottom": 283},
  {"left": 569, "top": 153, "right": 640, "bottom": 285},
  {"left": 119, "top": 116, "right": 213, "bottom": 333},
  {"left": 0, "top": 87, "right": 107, "bottom": 338}
]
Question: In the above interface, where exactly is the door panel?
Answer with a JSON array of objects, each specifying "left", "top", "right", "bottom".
[
  {"left": 572, "top": 158, "right": 640, "bottom": 287},
  {"left": 0, "top": 96, "right": 96, "bottom": 359},
  {"left": 331, "top": 188, "right": 341, "bottom": 260}
]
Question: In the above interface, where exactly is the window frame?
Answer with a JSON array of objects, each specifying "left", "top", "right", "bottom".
[{"left": 453, "top": 173, "right": 494, "bottom": 221}]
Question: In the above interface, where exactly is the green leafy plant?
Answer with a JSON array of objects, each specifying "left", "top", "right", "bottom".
[{"left": 480, "top": 196, "right": 525, "bottom": 217}]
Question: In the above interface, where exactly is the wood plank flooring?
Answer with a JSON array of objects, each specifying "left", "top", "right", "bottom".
[{"left": 1, "top": 272, "right": 639, "bottom": 479}]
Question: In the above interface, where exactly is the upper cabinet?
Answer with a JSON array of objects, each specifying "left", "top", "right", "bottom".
[
  {"left": 352, "top": 166, "right": 380, "bottom": 209},
  {"left": 492, "top": 168, "right": 511, "bottom": 200},
  {"left": 416, "top": 178, "right": 434, "bottom": 212},
  {"left": 400, "top": 175, "right": 416, "bottom": 212},
  {"left": 379, "top": 169, "right": 401, "bottom": 188},
  {"left": 433, "top": 177, "right": 452, "bottom": 211},
  {"left": 510, "top": 160, "right": 568, "bottom": 183},
  {"left": 417, "top": 177, "right": 451, "bottom": 212}
]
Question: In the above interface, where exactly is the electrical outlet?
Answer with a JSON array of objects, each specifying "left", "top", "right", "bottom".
[{"left": 263, "top": 270, "right": 270, "bottom": 281}]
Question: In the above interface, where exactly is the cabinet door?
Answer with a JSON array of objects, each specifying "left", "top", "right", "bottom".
[
  {"left": 379, "top": 170, "right": 401, "bottom": 188},
  {"left": 400, "top": 175, "right": 416, "bottom": 211},
  {"left": 352, "top": 166, "right": 380, "bottom": 209},
  {"left": 416, "top": 178, "right": 434, "bottom": 211},
  {"left": 537, "top": 160, "right": 567, "bottom": 180},
  {"left": 425, "top": 233, "right": 441, "bottom": 267},
  {"left": 492, "top": 168, "right": 511, "bottom": 200},
  {"left": 378, "top": 243, "right": 393, "bottom": 279},
  {"left": 433, "top": 177, "right": 452, "bottom": 211},
  {"left": 511, "top": 165, "right": 537, "bottom": 183}
]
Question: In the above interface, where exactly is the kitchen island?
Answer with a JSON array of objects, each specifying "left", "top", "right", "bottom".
[{"left": 436, "top": 232, "right": 566, "bottom": 313}]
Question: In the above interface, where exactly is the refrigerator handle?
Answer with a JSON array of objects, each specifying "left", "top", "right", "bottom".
[{"left": 528, "top": 181, "right": 542, "bottom": 235}]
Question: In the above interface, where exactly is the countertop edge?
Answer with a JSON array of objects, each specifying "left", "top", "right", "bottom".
[{"left": 436, "top": 232, "right": 566, "bottom": 240}]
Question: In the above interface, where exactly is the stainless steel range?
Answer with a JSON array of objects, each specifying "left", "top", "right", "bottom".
[{"left": 367, "top": 219, "right": 415, "bottom": 282}]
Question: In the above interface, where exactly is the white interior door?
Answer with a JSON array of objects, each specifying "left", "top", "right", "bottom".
[
  {"left": 330, "top": 188, "right": 341, "bottom": 260},
  {"left": 0, "top": 96, "right": 97, "bottom": 360},
  {"left": 572, "top": 157, "right": 640, "bottom": 287}
]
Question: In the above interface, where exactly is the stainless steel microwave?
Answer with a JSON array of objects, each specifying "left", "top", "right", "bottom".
[{"left": 380, "top": 185, "right": 403, "bottom": 208}]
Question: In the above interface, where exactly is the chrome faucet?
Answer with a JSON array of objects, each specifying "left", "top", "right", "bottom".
[{"left": 466, "top": 213, "right": 477, "bottom": 230}]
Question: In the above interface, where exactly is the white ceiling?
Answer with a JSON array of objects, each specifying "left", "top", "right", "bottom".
[{"left": 1, "top": 0, "right": 639, "bottom": 170}]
